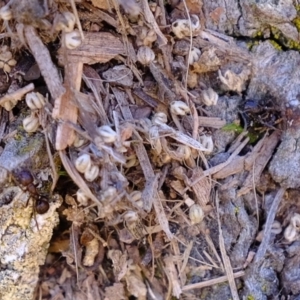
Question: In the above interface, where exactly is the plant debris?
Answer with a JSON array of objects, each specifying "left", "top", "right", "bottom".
[{"left": 1, "top": 0, "right": 300, "bottom": 299}]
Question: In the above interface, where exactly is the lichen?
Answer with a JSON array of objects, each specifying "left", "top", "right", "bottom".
[{"left": 292, "top": 16, "right": 300, "bottom": 31}]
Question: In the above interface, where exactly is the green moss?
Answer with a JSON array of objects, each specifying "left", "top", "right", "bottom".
[
  {"left": 17, "top": 137, "right": 42, "bottom": 155},
  {"left": 269, "top": 25, "right": 300, "bottom": 51},
  {"left": 269, "top": 40, "right": 282, "bottom": 50},
  {"left": 247, "top": 296, "right": 255, "bottom": 300},
  {"left": 252, "top": 30, "right": 263, "bottom": 38},
  {"left": 295, "top": 4, "right": 300, "bottom": 12},
  {"left": 222, "top": 123, "right": 244, "bottom": 133},
  {"left": 293, "top": 16, "right": 300, "bottom": 31}
]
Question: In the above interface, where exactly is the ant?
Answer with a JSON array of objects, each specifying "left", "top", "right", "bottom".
[{"left": 13, "top": 169, "right": 50, "bottom": 214}]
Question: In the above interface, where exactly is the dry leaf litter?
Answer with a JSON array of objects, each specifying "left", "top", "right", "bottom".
[{"left": 0, "top": 0, "right": 300, "bottom": 299}]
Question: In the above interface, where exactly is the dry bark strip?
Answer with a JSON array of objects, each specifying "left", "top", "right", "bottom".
[
  {"left": 60, "top": 32, "right": 125, "bottom": 64},
  {"left": 53, "top": 31, "right": 125, "bottom": 149},
  {"left": 53, "top": 60, "right": 82, "bottom": 150},
  {"left": 24, "top": 26, "right": 65, "bottom": 100}
]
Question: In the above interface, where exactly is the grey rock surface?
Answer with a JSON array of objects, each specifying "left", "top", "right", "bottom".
[
  {"left": 269, "top": 128, "right": 300, "bottom": 188},
  {"left": 0, "top": 187, "right": 61, "bottom": 300},
  {"left": 203, "top": 0, "right": 297, "bottom": 39},
  {"left": 248, "top": 41, "right": 300, "bottom": 106}
]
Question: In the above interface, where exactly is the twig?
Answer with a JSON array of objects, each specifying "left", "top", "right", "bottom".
[
  {"left": 216, "top": 192, "right": 239, "bottom": 300},
  {"left": 182, "top": 0, "right": 193, "bottom": 91},
  {"left": 43, "top": 127, "right": 59, "bottom": 192},
  {"left": 140, "top": 0, "right": 168, "bottom": 47},
  {"left": 164, "top": 255, "right": 182, "bottom": 298},
  {"left": 71, "top": 223, "right": 80, "bottom": 283},
  {"left": 182, "top": 271, "right": 245, "bottom": 291},
  {"left": 70, "top": 0, "right": 84, "bottom": 41},
  {"left": 53, "top": 56, "right": 82, "bottom": 150},
  {"left": 188, "top": 136, "right": 249, "bottom": 188},
  {"left": 179, "top": 241, "right": 193, "bottom": 276},
  {"left": 157, "top": 123, "right": 215, "bottom": 152},
  {"left": 254, "top": 187, "right": 285, "bottom": 264},
  {"left": 149, "top": 62, "right": 176, "bottom": 103},
  {"left": 0, "top": 83, "right": 34, "bottom": 106}
]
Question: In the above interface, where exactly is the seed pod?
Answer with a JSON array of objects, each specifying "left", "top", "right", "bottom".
[
  {"left": 54, "top": 11, "right": 76, "bottom": 33},
  {"left": 291, "top": 213, "right": 300, "bottom": 230},
  {"left": 172, "top": 19, "right": 190, "bottom": 39},
  {"left": 8, "top": 59, "right": 17, "bottom": 67},
  {"left": 97, "top": 125, "right": 117, "bottom": 143},
  {"left": 172, "top": 15, "right": 200, "bottom": 39},
  {"left": 152, "top": 112, "right": 167, "bottom": 125},
  {"left": 130, "top": 191, "right": 143, "bottom": 208},
  {"left": 188, "top": 47, "right": 201, "bottom": 65},
  {"left": 137, "top": 46, "right": 155, "bottom": 65},
  {"left": 76, "top": 189, "right": 89, "bottom": 206},
  {"left": 190, "top": 15, "right": 200, "bottom": 31},
  {"left": 284, "top": 224, "right": 298, "bottom": 243},
  {"left": 84, "top": 164, "right": 99, "bottom": 182},
  {"left": 73, "top": 133, "right": 86, "bottom": 148},
  {"left": 160, "top": 153, "right": 171, "bottom": 164},
  {"left": 82, "top": 238, "right": 99, "bottom": 267},
  {"left": 199, "top": 135, "right": 214, "bottom": 153},
  {"left": 124, "top": 155, "right": 137, "bottom": 169},
  {"left": 130, "top": 191, "right": 142, "bottom": 201},
  {"left": 124, "top": 211, "right": 145, "bottom": 239},
  {"left": 143, "top": 29, "right": 157, "bottom": 47},
  {"left": 201, "top": 88, "right": 218, "bottom": 106},
  {"left": 75, "top": 154, "right": 92, "bottom": 173},
  {"left": 176, "top": 145, "right": 191, "bottom": 160},
  {"left": 0, "top": 5, "right": 12, "bottom": 21},
  {"left": 25, "top": 92, "right": 46, "bottom": 110},
  {"left": 0, "top": 49, "right": 12, "bottom": 61},
  {"left": 3, "top": 64, "right": 11, "bottom": 73},
  {"left": 23, "top": 112, "right": 40, "bottom": 132},
  {"left": 189, "top": 204, "right": 204, "bottom": 225},
  {"left": 170, "top": 101, "right": 190, "bottom": 116},
  {"left": 64, "top": 30, "right": 82, "bottom": 49}
]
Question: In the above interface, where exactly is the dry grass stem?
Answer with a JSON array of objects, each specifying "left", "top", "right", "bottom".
[
  {"left": 24, "top": 26, "right": 65, "bottom": 100},
  {"left": 182, "top": 271, "right": 245, "bottom": 291}
]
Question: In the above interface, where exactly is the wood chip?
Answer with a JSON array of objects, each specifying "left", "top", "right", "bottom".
[{"left": 59, "top": 32, "right": 125, "bottom": 64}]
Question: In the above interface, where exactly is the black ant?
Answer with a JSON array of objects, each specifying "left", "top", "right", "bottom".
[{"left": 13, "top": 169, "right": 50, "bottom": 214}]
